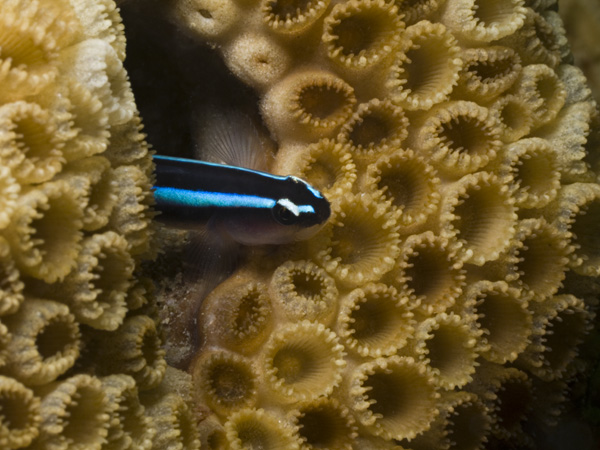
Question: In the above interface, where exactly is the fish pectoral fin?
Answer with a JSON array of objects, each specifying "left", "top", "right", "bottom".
[
  {"left": 193, "top": 108, "right": 273, "bottom": 172},
  {"left": 183, "top": 224, "right": 239, "bottom": 289},
  {"left": 164, "top": 225, "right": 239, "bottom": 370}
]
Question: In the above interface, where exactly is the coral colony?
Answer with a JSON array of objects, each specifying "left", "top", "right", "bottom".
[{"left": 0, "top": 0, "right": 599, "bottom": 449}]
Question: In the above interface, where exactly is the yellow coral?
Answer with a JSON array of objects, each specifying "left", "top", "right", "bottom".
[
  {"left": 3, "top": 0, "right": 598, "bottom": 447},
  {"left": 36, "top": 374, "right": 110, "bottom": 450},
  {"left": 3, "top": 298, "right": 81, "bottom": 386},
  {"left": 0, "top": 2, "right": 168, "bottom": 450},
  {"left": 144, "top": 0, "right": 600, "bottom": 446},
  {"left": 102, "top": 374, "right": 155, "bottom": 450},
  {"left": 0, "top": 375, "right": 41, "bottom": 449}
]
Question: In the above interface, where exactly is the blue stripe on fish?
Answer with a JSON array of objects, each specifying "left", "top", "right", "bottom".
[
  {"left": 154, "top": 186, "right": 276, "bottom": 209},
  {"left": 152, "top": 154, "right": 330, "bottom": 246}
]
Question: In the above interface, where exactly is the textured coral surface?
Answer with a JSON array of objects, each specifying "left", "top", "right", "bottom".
[
  {"left": 1, "top": 0, "right": 600, "bottom": 449},
  {"left": 118, "top": 0, "right": 600, "bottom": 448},
  {"left": 0, "top": 1, "right": 202, "bottom": 449}
]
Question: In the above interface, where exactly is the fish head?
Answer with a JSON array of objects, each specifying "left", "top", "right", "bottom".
[
  {"left": 271, "top": 176, "right": 331, "bottom": 239},
  {"left": 221, "top": 176, "right": 330, "bottom": 246}
]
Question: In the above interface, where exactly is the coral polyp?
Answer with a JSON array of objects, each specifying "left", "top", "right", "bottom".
[
  {"left": 154, "top": 0, "right": 599, "bottom": 446},
  {"left": 2, "top": 0, "right": 600, "bottom": 448}
]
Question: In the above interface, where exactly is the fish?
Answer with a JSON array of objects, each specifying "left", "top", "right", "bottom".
[
  {"left": 152, "top": 155, "right": 331, "bottom": 245},
  {"left": 152, "top": 108, "right": 331, "bottom": 370}
]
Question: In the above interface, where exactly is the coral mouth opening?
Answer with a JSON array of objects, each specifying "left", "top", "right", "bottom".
[
  {"left": 349, "top": 113, "right": 393, "bottom": 149},
  {"left": 299, "top": 85, "right": 349, "bottom": 120},
  {"left": 572, "top": 200, "right": 600, "bottom": 261},
  {"left": 472, "top": 0, "right": 515, "bottom": 26},
  {"left": 62, "top": 385, "right": 106, "bottom": 446},
  {"left": 0, "top": 31, "right": 48, "bottom": 69},
  {"left": 438, "top": 116, "right": 490, "bottom": 158},
  {"left": 35, "top": 318, "right": 74, "bottom": 360}
]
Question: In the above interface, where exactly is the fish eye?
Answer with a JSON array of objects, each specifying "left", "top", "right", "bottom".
[{"left": 273, "top": 201, "right": 297, "bottom": 225}]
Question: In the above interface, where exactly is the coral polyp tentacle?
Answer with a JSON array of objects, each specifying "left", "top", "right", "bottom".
[
  {"left": 386, "top": 20, "right": 462, "bottom": 110},
  {"left": 337, "top": 283, "right": 414, "bottom": 357},
  {"left": 311, "top": 192, "right": 400, "bottom": 287},
  {"left": 261, "top": 320, "right": 346, "bottom": 402},
  {"left": 347, "top": 355, "right": 440, "bottom": 441}
]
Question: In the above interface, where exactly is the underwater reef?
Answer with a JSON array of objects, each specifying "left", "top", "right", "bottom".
[
  {"left": 0, "top": 0, "right": 199, "bottom": 449},
  {"left": 0, "top": 0, "right": 600, "bottom": 449}
]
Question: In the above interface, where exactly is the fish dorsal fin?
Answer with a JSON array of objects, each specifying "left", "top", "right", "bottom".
[{"left": 194, "top": 109, "right": 270, "bottom": 171}]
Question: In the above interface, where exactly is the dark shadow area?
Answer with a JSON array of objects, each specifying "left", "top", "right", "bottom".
[{"left": 119, "top": 0, "right": 263, "bottom": 159}]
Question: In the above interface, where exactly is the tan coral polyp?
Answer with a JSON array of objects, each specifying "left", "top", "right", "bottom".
[
  {"left": 223, "top": 32, "right": 291, "bottom": 92},
  {"left": 502, "top": 137, "right": 560, "bottom": 208},
  {"left": 348, "top": 356, "right": 439, "bottom": 440},
  {"left": 312, "top": 193, "right": 400, "bottom": 286},
  {"left": 443, "top": 392, "right": 491, "bottom": 450},
  {"left": 551, "top": 183, "right": 600, "bottom": 276},
  {"left": 0, "top": 0, "right": 70, "bottom": 100},
  {"left": 59, "top": 39, "right": 135, "bottom": 127},
  {"left": 62, "top": 80, "right": 110, "bottom": 160},
  {"left": 291, "top": 398, "right": 357, "bottom": 450},
  {"left": 108, "top": 165, "right": 155, "bottom": 259},
  {"left": 479, "top": 367, "right": 532, "bottom": 441},
  {"left": 520, "top": 295, "right": 591, "bottom": 381},
  {"left": 105, "top": 315, "right": 167, "bottom": 390},
  {"left": 68, "top": 0, "right": 126, "bottom": 61},
  {"left": 409, "top": 390, "right": 491, "bottom": 450},
  {"left": 5, "top": 180, "right": 83, "bottom": 283},
  {"left": 62, "top": 231, "right": 133, "bottom": 331},
  {"left": 463, "top": 281, "right": 531, "bottom": 364},
  {"left": 276, "top": 139, "right": 356, "bottom": 201},
  {"left": 387, "top": 21, "right": 461, "bottom": 111},
  {"left": 455, "top": 46, "right": 522, "bottom": 101},
  {"left": 4, "top": 298, "right": 80, "bottom": 386},
  {"left": 200, "top": 277, "right": 272, "bottom": 354},
  {"left": 412, "top": 101, "right": 502, "bottom": 175},
  {"left": 322, "top": 0, "right": 403, "bottom": 69},
  {"left": 146, "top": 393, "right": 201, "bottom": 450},
  {"left": 513, "top": 63, "right": 566, "bottom": 127},
  {"left": 64, "top": 156, "right": 119, "bottom": 232},
  {"left": 0, "top": 375, "right": 40, "bottom": 450},
  {"left": 225, "top": 408, "right": 300, "bottom": 450},
  {"left": 414, "top": 313, "right": 480, "bottom": 389},
  {"left": 0, "top": 100, "right": 64, "bottom": 184},
  {"left": 0, "top": 245, "right": 23, "bottom": 317},
  {"left": 507, "top": 218, "right": 571, "bottom": 301},
  {"left": 38, "top": 374, "right": 110, "bottom": 450},
  {"left": 440, "top": 0, "right": 527, "bottom": 42},
  {"left": 501, "top": 8, "right": 562, "bottom": 68},
  {"left": 363, "top": 149, "right": 441, "bottom": 229},
  {"left": 191, "top": 350, "right": 258, "bottom": 415},
  {"left": 0, "top": 167, "right": 19, "bottom": 230},
  {"left": 490, "top": 94, "right": 533, "bottom": 143},
  {"left": 0, "top": 321, "right": 9, "bottom": 369},
  {"left": 103, "top": 114, "right": 150, "bottom": 167},
  {"left": 172, "top": 0, "right": 240, "bottom": 41},
  {"left": 337, "top": 283, "right": 414, "bottom": 357},
  {"left": 197, "top": 415, "right": 228, "bottom": 450},
  {"left": 262, "top": 70, "right": 356, "bottom": 142},
  {"left": 262, "top": 321, "right": 345, "bottom": 402},
  {"left": 338, "top": 98, "right": 408, "bottom": 156},
  {"left": 263, "top": 0, "right": 331, "bottom": 34},
  {"left": 102, "top": 374, "right": 154, "bottom": 450},
  {"left": 269, "top": 259, "right": 338, "bottom": 324},
  {"left": 440, "top": 171, "right": 516, "bottom": 265},
  {"left": 396, "top": 0, "right": 445, "bottom": 26},
  {"left": 391, "top": 231, "right": 464, "bottom": 315}
]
